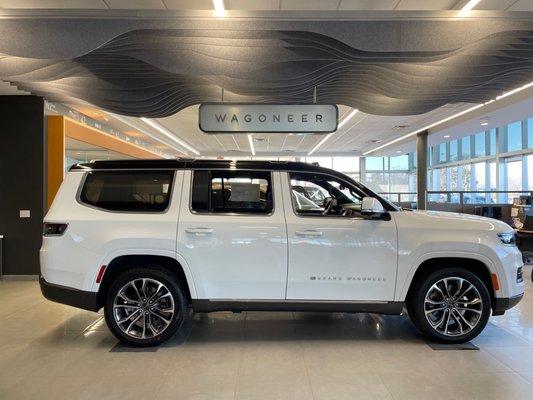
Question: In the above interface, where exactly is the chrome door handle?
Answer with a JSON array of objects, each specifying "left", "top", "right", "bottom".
[
  {"left": 185, "top": 227, "right": 214, "bottom": 234},
  {"left": 295, "top": 230, "right": 323, "bottom": 237}
]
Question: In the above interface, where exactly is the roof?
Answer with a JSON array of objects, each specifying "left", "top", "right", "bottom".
[{"left": 70, "top": 158, "right": 333, "bottom": 174}]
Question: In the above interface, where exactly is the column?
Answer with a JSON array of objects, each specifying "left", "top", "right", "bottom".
[
  {"left": 417, "top": 130, "right": 429, "bottom": 210},
  {"left": 0, "top": 96, "right": 45, "bottom": 275}
]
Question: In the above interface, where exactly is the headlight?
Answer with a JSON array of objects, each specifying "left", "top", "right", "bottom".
[{"left": 498, "top": 232, "right": 516, "bottom": 246}]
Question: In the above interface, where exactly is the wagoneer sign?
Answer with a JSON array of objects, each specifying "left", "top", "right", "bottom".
[{"left": 199, "top": 103, "right": 338, "bottom": 133}]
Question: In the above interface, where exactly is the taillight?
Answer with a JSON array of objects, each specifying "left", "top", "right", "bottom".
[{"left": 43, "top": 223, "right": 68, "bottom": 236}]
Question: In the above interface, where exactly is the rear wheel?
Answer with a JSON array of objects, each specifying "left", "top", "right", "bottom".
[
  {"left": 104, "top": 267, "right": 187, "bottom": 346},
  {"left": 408, "top": 268, "right": 491, "bottom": 343}
]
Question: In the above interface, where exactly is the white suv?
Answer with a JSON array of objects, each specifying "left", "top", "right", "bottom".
[{"left": 40, "top": 159, "right": 525, "bottom": 346}]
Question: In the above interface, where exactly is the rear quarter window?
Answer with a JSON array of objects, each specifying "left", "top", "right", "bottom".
[{"left": 79, "top": 170, "right": 174, "bottom": 212}]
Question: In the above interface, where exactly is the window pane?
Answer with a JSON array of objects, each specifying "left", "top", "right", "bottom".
[
  {"left": 449, "top": 140, "right": 458, "bottom": 161},
  {"left": 461, "top": 136, "right": 471, "bottom": 159},
  {"left": 80, "top": 170, "right": 173, "bottom": 212},
  {"left": 289, "top": 172, "right": 365, "bottom": 217},
  {"left": 366, "top": 157, "right": 384, "bottom": 171},
  {"left": 474, "top": 132, "right": 485, "bottom": 157},
  {"left": 192, "top": 170, "right": 273, "bottom": 214},
  {"left": 506, "top": 159, "right": 522, "bottom": 191},
  {"left": 438, "top": 143, "right": 447, "bottom": 163},
  {"left": 389, "top": 155, "right": 409, "bottom": 170},
  {"left": 507, "top": 121, "right": 522, "bottom": 152},
  {"left": 489, "top": 129, "right": 497, "bottom": 155},
  {"left": 473, "top": 162, "right": 486, "bottom": 190},
  {"left": 364, "top": 172, "right": 389, "bottom": 192},
  {"left": 529, "top": 118, "right": 533, "bottom": 149},
  {"left": 332, "top": 156, "right": 359, "bottom": 172},
  {"left": 305, "top": 157, "right": 332, "bottom": 169}
]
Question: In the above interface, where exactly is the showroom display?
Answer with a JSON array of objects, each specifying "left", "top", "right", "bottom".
[{"left": 40, "top": 159, "right": 525, "bottom": 346}]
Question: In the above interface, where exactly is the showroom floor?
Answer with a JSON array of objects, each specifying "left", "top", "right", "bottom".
[{"left": 1, "top": 271, "right": 532, "bottom": 400}]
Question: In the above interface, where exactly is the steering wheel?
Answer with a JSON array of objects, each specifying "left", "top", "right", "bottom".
[{"left": 322, "top": 197, "right": 335, "bottom": 216}]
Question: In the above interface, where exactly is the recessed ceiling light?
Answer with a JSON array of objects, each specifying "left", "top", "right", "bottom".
[
  {"left": 369, "top": 139, "right": 382, "bottom": 143},
  {"left": 140, "top": 117, "right": 199, "bottom": 155},
  {"left": 443, "top": 135, "right": 450, "bottom": 138},
  {"left": 396, "top": 150, "right": 402, "bottom": 154},
  {"left": 480, "top": 118, "right": 489, "bottom": 126}
]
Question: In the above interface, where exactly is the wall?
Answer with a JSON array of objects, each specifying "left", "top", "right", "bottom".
[{"left": 0, "top": 96, "right": 44, "bottom": 275}]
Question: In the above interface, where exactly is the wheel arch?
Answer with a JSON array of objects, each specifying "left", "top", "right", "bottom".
[
  {"left": 404, "top": 257, "right": 496, "bottom": 309},
  {"left": 96, "top": 254, "right": 195, "bottom": 310}
]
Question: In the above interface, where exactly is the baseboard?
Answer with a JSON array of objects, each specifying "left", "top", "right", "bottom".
[{"left": 1, "top": 274, "right": 39, "bottom": 281}]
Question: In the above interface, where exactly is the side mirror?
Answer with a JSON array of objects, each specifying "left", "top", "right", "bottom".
[{"left": 361, "top": 197, "right": 387, "bottom": 219}]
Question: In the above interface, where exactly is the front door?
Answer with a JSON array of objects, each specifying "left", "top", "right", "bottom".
[
  {"left": 177, "top": 170, "right": 287, "bottom": 300},
  {"left": 282, "top": 171, "right": 398, "bottom": 301}
]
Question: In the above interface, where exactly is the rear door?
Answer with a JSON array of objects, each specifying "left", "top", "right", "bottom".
[{"left": 177, "top": 170, "right": 288, "bottom": 300}]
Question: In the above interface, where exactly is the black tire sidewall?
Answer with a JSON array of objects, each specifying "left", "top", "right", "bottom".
[
  {"left": 104, "top": 267, "right": 186, "bottom": 347},
  {"left": 409, "top": 268, "right": 491, "bottom": 344}
]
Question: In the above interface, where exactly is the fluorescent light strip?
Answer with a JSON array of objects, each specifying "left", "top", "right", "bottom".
[
  {"left": 212, "top": 0, "right": 226, "bottom": 17},
  {"left": 308, "top": 109, "right": 358, "bottom": 155},
  {"left": 458, "top": 0, "right": 482, "bottom": 16},
  {"left": 140, "top": 117, "right": 200, "bottom": 155},
  {"left": 105, "top": 113, "right": 179, "bottom": 158},
  {"left": 363, "top": 81, "right": 533, "bottom": 156},
  {"left": 248, "top": 134, "right": 255, "bottom": 156}
]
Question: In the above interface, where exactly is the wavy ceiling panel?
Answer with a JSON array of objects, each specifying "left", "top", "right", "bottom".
[{"left": 1, "top": 27, "right": 532, "bottom": 117}]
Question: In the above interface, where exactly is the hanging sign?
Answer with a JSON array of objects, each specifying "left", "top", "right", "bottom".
[{"left": 199, "top": 103, "right": 338, "bottom": 134}]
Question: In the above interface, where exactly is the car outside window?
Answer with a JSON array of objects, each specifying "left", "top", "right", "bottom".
[
  {"left": 290, "top": 172, "right": 365, "bottom": 217},
  {"left": 79, "top": 170, "right": 174, "bottom": 212},
  {"left": 191, "top": 170, "right": 273, "bottom": 214}
]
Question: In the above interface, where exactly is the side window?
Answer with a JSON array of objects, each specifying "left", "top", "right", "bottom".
[
  {"left": 191, "top": 170, "right": 273, "bottom": 214},
  {"left": 289, "top": 172, "right": 364, "bottom": 217},
  {"left": 79, "top": 170, "right": 174, "bottom": 212}
]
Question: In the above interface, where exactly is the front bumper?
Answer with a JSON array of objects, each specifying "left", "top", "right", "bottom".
[
  {"left": 492, "top": 293, "right": 524, "bottom": 315},
  {"left": 39, "top": 276, "right": 99, "bottom": 312}
]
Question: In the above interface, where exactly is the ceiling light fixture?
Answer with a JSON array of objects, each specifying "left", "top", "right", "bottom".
[
  {"left": 308, "top": 109, "right": 358, "bottom": 155},
  {"left": 443, "top": 135, "right": 451, "bottom": 138},
  {"left": 458, "top": 0, "right": 482, "bottom": 16},
  {"left": 140, "top": 117, "right": 200, "bottom": 155},
  {"left": 248, "top": 134, "right": 255, "bottom": 156},
  {"left": 363, "top": 81, "right": 533, "bottom": 156},
  {"left": 212, "top": 0, "right": 226, "bottom": 17}
]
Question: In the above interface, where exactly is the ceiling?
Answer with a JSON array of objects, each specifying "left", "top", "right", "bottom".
[
  {"left": 0, "top": 1, "right": 531, "bottom": 158},
  {"left": 0, "top": 0, "right": 532, "bottom": 11}
]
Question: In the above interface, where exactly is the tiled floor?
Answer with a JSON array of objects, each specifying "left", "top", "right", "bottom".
[{"left": 1, "top": 270, "right": 533, "bottom": 400}]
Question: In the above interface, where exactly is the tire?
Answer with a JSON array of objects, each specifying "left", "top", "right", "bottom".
[
  {"left": 407, "top": 268, "right": 491, "bottom": 344},
  {"left": 104, "top": 266, "right": 187, "bottom": 347}
]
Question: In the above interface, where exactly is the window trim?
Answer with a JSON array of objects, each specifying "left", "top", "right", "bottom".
[
  {"left": 287, "top": 172, "right": 368, "bottom": 220},
  {"left": 188, "top": 170, "right": 275, "bottom": 217},
  {"left": 76, "top": 170, "right": 176, "bottom": 214}
]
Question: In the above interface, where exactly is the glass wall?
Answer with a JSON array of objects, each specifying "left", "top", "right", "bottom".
[{"left": 426, "top": 118, "right": 532, "bottom": 204}]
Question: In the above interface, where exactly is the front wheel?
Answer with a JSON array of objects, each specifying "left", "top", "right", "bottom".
[
  {"left": 104, "top": 267, "right": 187, "bottom": 346},
  {"left": 408, "top": 268, "right": 491, "bottom": 343}
]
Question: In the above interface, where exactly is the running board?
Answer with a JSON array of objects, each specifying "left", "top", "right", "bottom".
[{"left": 192, "top": 299, "right": 404, "bottom": 314}]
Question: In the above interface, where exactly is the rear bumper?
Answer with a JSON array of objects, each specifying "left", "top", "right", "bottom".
[
  {"left": 39, "top": 276, "right": 99, "bottom": 312},
  {"left": 492, "top": 293, "right": 524, "bottom": 315}
]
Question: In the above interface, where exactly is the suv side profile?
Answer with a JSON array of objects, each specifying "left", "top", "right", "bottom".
[{"left": 40, "top": 159, "right": 525, "bottom": 346}]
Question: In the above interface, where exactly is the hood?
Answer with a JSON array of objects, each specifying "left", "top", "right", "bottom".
[{"left": 405, "top": 209, "right": 514, "bottom": 233}]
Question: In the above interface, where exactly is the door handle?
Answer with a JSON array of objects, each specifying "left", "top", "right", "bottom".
[
  {"left": 295, "top": 230, "right": 323, "bottom": 237},
  {"left": 185, "top": 227, "right": 214, "bottom": 234}
]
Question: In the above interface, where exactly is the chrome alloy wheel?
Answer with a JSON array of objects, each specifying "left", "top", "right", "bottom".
[
  {"left": 424, "top": 277, "right": 483, "bottom": 337},
  {"left": 113, "top": 278, "right": 175, "bottom": 340}
]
